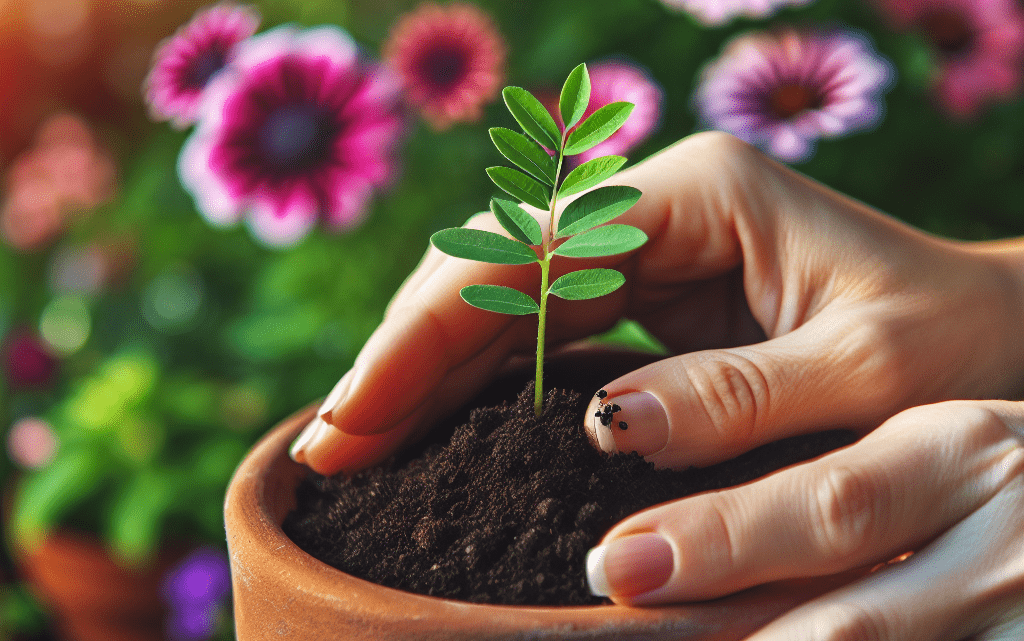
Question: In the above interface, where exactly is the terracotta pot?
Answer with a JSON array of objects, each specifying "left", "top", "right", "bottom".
[
  {"left": 226, "top": 351, "right": 865, "bottom": 640},
  {"left": 14, "top": 530, "right": 179, "bottom": 641}
]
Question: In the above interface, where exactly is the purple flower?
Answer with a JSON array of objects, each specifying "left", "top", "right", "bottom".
[
  {"left": 872, "top": 0, "right": 1024, "bottom": 118},
  {"left": 2, "top": 328, "right": 58, "bottom": 390},
  {"left": 161, "top": 546, "right": 231, "bottom": 641},
  {"left": 178, "top": 25, "right": 405, "bottom": 246},
  {"left": 659, "top": 0, "right": 814, "bottom": 26},
  {"left": 694, "top": 28, "right": 893, "bottom": 163},
  {"left": 145, "top": 3, "right": 260, "bottom": 129},
  {"left": 563, "top": 60, "right": 663, "bottom": 165}
]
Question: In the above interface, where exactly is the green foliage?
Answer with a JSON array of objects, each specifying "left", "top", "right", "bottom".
[{"left": 432, "top": 64, "right": 648, "bottom": 415}]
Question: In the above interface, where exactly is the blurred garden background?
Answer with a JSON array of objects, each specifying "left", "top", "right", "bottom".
[{"left": 1, "top": 0, "right": 1023, "bottom": 638}]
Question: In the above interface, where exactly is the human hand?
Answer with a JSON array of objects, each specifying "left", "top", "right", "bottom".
[
  {"left": 290, "top": 131, "right": 1024, "bottom": 476},
  {"left": 585, "top": 399, "right": 1024, "bottom": 640}
]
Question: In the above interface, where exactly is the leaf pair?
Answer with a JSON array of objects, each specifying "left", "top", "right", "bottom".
[
  {"left": 490, "top": 63, "right": 635, "bottom": 207},
  {"left": 461, "top": 268, "right": 626, "bottom": 315}
]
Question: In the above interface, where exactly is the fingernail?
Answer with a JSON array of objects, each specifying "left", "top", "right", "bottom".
[
  {"left": 586, "top": 533, "right": 675, "bottom": 597},
  {"left": 588, "top": 391, "right": 669, "bottom": 457},
  {"left": 317, "top": 373, "right": 351, "bottom": 421},
  {"left": 290, "top": 416, "right": 326, "bottom": 464}
]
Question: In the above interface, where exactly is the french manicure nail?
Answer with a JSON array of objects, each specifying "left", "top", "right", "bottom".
[
  {"left": 290, "top": 416, "right": 325, "bottom": 463},
  {"left": 589, "top": 391, "right": 669, "bottom": 457},
  {"left": 586, "top": 533, "right": 674, "bottom": 598},
  {"left": 317, "top": 373, "right": 351, "bottom": 417}
]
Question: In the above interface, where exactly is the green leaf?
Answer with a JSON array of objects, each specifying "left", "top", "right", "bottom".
[
  {"left": 554, "top": 224, "right": 648, "bottom": 257},
  {"left": 564, "top": 102, "right": 635, "bottom": 155},
  {"left": 558, "top": 155, "right": 627, "bottom": 198},
  {"left": 486, "top": 166, "right": 552, "bottom": 211},
  {"left": 549, "top": 268, "right": 625, "bottom": 300},
  {"left": 560, "top": 63, "right": 591, "bottom": 131},
  {"left": 10, "top": 448, "right": 107, "bottom": 550},
  {"left": 107, "top": 469, "right": 178, "bottom": 565},
  {"left": 490, "top": 128, "right": 556, "bottom": 185},
  {"left": 461, "top": 285, "right": 539, "bottom": 315},
  {"left": 491, "top": 198, "right": 543, "bottom": 245},
  {"left": 503, "top": 87, "right": 561, "bottom": 150},
  {"left": 557, "top": 185, "right": 642, "bottom": 237},
  {"left": 431, "top": 228, "right": 538, "bottom": 265}
]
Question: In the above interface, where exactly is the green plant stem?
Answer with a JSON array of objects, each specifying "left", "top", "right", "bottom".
[{"left": 534, "top": 145, "right": 566, "bottom": 416}]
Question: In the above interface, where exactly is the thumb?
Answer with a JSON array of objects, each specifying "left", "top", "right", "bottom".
[{"left": 584, "top": 310, "right": 903, "bottom": 469}]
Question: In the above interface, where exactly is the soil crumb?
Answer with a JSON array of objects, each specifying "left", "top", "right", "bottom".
[{"left": 283, "top": 382, "right": 854, "bottom": 606}]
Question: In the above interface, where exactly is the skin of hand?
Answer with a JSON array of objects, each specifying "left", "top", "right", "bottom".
[{"left": 290, "top": 131, "right": 1024, "bottom": 635}]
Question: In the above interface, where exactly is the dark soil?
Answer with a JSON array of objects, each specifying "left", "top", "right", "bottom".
[{"left": 283, "top": 367, "right": 856, "bottom": 606}]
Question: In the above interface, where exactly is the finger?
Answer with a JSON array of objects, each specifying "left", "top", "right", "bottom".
[
  {"left": 296, "top": 317, "right": 528, "bottom": 474},
  {"left": 583, "top": 303, "right": 915, "bottom": 468},
  {"left": 585, "top": 400, "right": 1024, "bottom": 605},
  {"left": 747, "top": 431, "right": 1024, "bottom": 641}
]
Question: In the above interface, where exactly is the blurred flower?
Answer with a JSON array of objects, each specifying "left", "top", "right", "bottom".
[
  {"left": 2, "top": 329, "right": 57, "bottom": 390},
  {"left": 545, "top": 60, "right": 663, "bottom": 165},
  {"left": 7, "top": 417, "right": 58, "bottom": 470},
  {"left": 1, "top": 114, "right": 116, "bottom": 251},
  {"left": 161, "top": 546, "right": 231, "bottom": 641},
  {"left": 384, "top": 2, "right": 505, "bottom": 130},
  {"left": 144, "top": 3, "right": 261, "bottom": 129},
  {"left": 873, "top": 0, "right": 1024, "bottom": 118},
  {"left": 694, "top": 28, "right": 893, "bottom": 163},
  {"left": 658, "top": 0, "right": 814, "bottom": 26},
  {"left": 179, "top": 26, "right": 405, "bottom": 246}
]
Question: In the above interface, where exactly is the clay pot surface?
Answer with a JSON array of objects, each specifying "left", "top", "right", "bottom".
[
  {"left": 14, "top": 530, "right": 179, "bottom": 641},
  {"left": 226, "top": 370, "right": 862, "bottom": 641}
]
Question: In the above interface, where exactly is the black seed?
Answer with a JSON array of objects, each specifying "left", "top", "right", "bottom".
[
  {"left": 618, "top": 421, "right": 628, "bottom": 430},
  {"left": 610, "top": 404, "right": 621, "bottom": 413},
  {"left": 594, "top": 412, "right": 603, "bottom": 419},
  {"left": 600, "top": 414, "right": 613, "bottom": 426},
  {"left": 596, "top": 389, "right": 608, "bottom": 400}
]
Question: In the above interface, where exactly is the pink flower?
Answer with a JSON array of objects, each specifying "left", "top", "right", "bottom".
[
  {"left": 145, "top": 3, "right": 260, "bottom": 129},
  {"left": 873, "top": 0, "right": 1024, "bottom": 118},
  {"left": 384, "top": 2, "right": 506, "bottom": 130},
  {"left": 694, "top": 29, "right": 893, "bottom": 163},
  {"left": 1, "top": 114, "right": 116, "bottom": 251},
  {"left": 658, "top": 0, "right": 814, "bottom": 26},
  {"left": 178, "top": 26, "right": 405, "bottom": 247},
  {"left": 7, "top": 417, "right": 58, "bottom": 470},
  {"left": 552, "top": 60, "right": 663, "bottom": 165}
]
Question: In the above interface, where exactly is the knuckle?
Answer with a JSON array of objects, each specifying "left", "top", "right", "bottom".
[
  {"left": 809, "top": 465, "right": 878, "bottom": 563},
  {"left": 684, "top": 353, "right": 770, "bottom": 452},
  {"left": 681, "top": 131, "right": 760, "bottom": 167}
]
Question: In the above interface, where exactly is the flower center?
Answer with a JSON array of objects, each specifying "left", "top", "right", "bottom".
[
  {"left": 258, "top": 105, "right": 333, "bottom": 171},
  {"left": 769, "top": 83, "right": 821, "bottom": 119},
  {"left": 918, "top": 9, "right": 974, "bottom": 56},
  {"left": 184, "top": 49, "right": 227, "bottom": 89},
  {"left": 417, "top": 45, "right": 468, "bottom": 91}
]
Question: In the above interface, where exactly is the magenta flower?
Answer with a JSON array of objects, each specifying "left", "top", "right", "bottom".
[
  {"left": 658, "top": 0, "right": 814, "bottom": 26},
  {"left": 694, "top": 29, "right": 893, "bottom": 163},
  {"left": 384, "top": 2, "right": 506, "bottom": 130},
  {"left": 873, "top": 0, "right": 1024, "bottom": 118},
  {"left": 178, "top": 25, "right": 405, "bottom": 246},
  {"left": 2, "top": 328, "right": 57, "bottom": 390},
  {"left": 556, "top": 60, "right": 663, "bottom": 165},
  {"left": 145, "top": 3, "right": 260, "bottom": 129}
]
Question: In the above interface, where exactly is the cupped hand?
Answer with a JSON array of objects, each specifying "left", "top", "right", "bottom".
[
  {"left": 586, "top": 399, "right": 1024, "bottom": 640},
  {"left": 291, "top": 131, "right": 1024, "bottom": 477}
]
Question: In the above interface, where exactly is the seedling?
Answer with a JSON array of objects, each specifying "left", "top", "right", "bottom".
[{"left": 430, "top": 63, "right": 647, "bottom": 416}]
